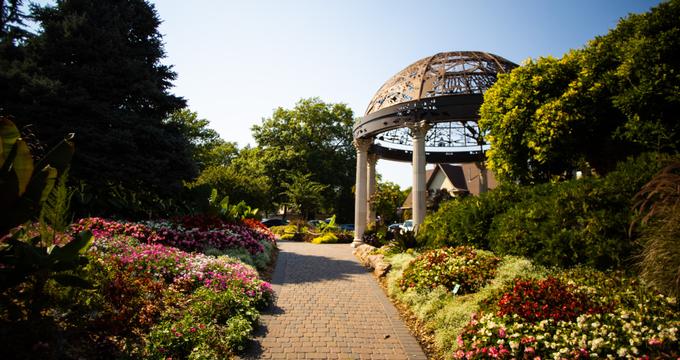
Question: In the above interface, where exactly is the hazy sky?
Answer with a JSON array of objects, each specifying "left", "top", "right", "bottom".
[{"left": 153, "top": 0, "right": 660, "bottom": 188}]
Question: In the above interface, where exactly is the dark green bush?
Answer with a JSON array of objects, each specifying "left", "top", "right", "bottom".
[
  {"left": 489, "top": 178, "right": 631, "bottom": 268},
  {"left": 417, "top": 183, "right": 530, "bottom": 249},
  {"left": 489, "top": 153, "right": 678, "bottom": 269}
]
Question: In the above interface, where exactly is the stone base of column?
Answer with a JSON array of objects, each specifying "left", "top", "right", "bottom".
[{"left": 351, "top": 239, "right": 364, "bottom": 248}]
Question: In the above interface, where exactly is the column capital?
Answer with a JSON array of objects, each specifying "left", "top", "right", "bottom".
[
  {"left": 353, "top": 137, "right": 372, "bottom": 152},
  {"left": 406, "top": 120, "right": 431, "bottom": 139}
]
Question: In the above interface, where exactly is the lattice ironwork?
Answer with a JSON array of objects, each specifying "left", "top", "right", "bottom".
[
  {"left": 376, "top": 122, "right": 484, "bottom": 149},
  {"left": 355, "top": 51, "right": 516, "bottom": 163},
  {"left": 365, "top": 51, "right": 516, "bottom": 116}
]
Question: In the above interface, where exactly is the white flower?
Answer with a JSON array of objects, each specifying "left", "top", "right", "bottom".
[
  {"left": 590, "top": 338, "right": 604, "bottom": 351},
  {"left": 617, "top": 347, "right": 627, "bottom": 357}
]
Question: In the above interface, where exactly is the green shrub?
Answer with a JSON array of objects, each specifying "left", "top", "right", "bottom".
[
  {"left": 252, "top": 240, "right": 273, "bottom": 270},
  {"left": 146, "top": 287, "right": 258, "bottom": 358},
  {"left": 269, "top": 225, "right": 288, "bottom": 236},
  {"left": 393, "top": 229, "right": 418, "bottom": 251},
  {"left": 311, "top": 232, "right": 338, "bottom": 244},
  {"left": 489, "top": 153, "right": 678, "bottom": 269},
  {"left": 417, "top": 183, "right": 529, "bottom": 249},
  {"left": 489, "top": 178, "right": 632, "bottom": 268},
  {"left": 399, "top": 246, "right": 501, "bottom": 294}
]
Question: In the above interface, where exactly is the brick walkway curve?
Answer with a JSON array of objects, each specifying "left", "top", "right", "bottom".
[{"left": 241, "top": 241, "right": 427, "bottom": 360}]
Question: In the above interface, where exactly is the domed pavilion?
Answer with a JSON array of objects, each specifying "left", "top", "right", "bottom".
[{"left": 352, "top": 51, "right": 517, "bottom": 246}]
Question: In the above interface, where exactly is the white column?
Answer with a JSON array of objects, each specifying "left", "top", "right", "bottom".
[
  {"left": 352, "top": 138, "right": 372, "bottom": 247},
  {"left": 366, "top": 153, "right": 378, "bottom": 226},
  {"left": 409, "top": 120, "right": 430, "bottom": 231}
]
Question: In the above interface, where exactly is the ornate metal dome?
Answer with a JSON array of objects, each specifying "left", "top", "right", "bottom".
[
  {"left": 364, "top": 51, "right": 516, "bottom": 115},
  {"left": 354, "top": 51, "right": 517, "bottom": 163}
]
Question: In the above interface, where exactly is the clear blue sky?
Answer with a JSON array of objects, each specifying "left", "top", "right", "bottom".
[{"left": 153, "top": 0, "right": 661, "bottom": 189}]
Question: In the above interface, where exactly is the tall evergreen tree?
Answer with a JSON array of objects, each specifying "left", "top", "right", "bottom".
[{"left": 0, "top": 0, "right": 196, "bottom": 217}]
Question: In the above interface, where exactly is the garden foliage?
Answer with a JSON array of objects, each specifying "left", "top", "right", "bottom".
[
  {"left": 382, "top": 248, "right": 679, "bottom": 359},
  {"left": 479, "top": 0, "right": 680, "bottom": 183},
  {"left": 399, "top": 246, "right": 500, "bottom": 294},
  {"left": 455, "top": 268, "right": 679, "bottom": 359},
  {"left": 72, "top": 215, "right": 275, "bottom": 269},
  {"left": 1, "top": 215, "right": 276, "bottom": 358},
  {"left": 311, "top": 232, "right": 338, "bottom": 244},
  {"left": 419, "top": 153, "right": 677, "bottom": 269},
  {"left": 417, "top": 183, "right": 527, "bottom": 249}
]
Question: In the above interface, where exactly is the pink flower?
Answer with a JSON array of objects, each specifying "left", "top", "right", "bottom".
[
  {"left": 648, "top": 338, "right": 663, "bottom": 346},
  {"left": 498, "top": 327, "right": 506, "bottom": 338}
]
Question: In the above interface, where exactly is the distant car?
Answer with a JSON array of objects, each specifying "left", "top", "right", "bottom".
[
  {"left": 387, "top": 223, "right": 402, "bottom": 232},
  {"left": 338, "top": 224, "right": 354, "bottom": 231},
  {"left": 261, "top": 218, "right": 288, "bottom": 227},
  {"left": 400, "top": 219, "right": 414, "bottom": 232},
  {"left": 386, "top": 223, "right": 401, "bottom": 240}
]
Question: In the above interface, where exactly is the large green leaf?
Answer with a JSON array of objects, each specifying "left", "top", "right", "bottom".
[
  {"left": 1, "top": 166, "right": 58, "bottom": 234},
  {"left": 35, "top": 133, "right": 74, "bottom": 175},
  {"left": 57, "top": 230, "right": 93, "bottom": 257},
  {"left": 52, "top": 273, "right": 92, "bottom": 289},
  {"left": 24, "top": 165, "right": 58, "bottom": 208},
  {"left": 0, "top": 117, "right": 20, "bottom": 167},
  {"left": 12, "top": 140, "right": 34, "bottom": 195},
  {"left": 0, "top": 164, "right": 20, "bottom": 213}
]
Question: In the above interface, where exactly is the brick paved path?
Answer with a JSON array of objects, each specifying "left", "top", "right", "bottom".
[{"left": 241, "top": 241, "right": 427, "bottom": 360}]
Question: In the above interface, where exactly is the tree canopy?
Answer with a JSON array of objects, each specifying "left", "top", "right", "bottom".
[
  {"left": 0, "top": 0, "right": 195, "bottom": 217},
  {"left": 480, "top": 0, "right": 680, "bottom": 184},
  {"left": 280, "top": 172, "right": 327, "bottom": 220},
  {"left": 165, "top": 109, "right": 238, "bottom": 170},
  {"left": 189, "top": 146, "right": 272, "bottom": 212},
  {"left": 252, "top": 98, "right": 355, "bottom": 221},
  {"left": 369, "top": 180, "right": 407, "bottom": 224}
]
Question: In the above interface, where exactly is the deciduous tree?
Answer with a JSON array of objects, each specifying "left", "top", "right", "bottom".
[
  {"left": 480, "top": 0, "right": 680, "bottom": 184},
  {"left": 252, "top": 98, "right": 355, "bottom": 220}
]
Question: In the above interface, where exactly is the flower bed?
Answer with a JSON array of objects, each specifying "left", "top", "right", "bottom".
[
  {"left": 83, "top": 233, "right": 274, "bottom": 358},
  {"left": 1, "top": 216, "right": 278, "bottom": 359},
  {"left": 455, "top": 269, "right": 679, "bottom": 359},
  {"left": 495, "top": 276, "right": 607, "bottom": 322},
  {"left": 399, "top": 246, "right": 501, "bottom": 294},
  {"left": 73, "top": 216, "right": 276, "bottom": 263},
  {"left": 380, "top": 248, "right": 680, "bottom": 359}
]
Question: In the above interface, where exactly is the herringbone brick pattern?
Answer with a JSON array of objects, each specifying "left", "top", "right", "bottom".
[{"left": 242, "top": 241, "right": 426, "bottom": 360}]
